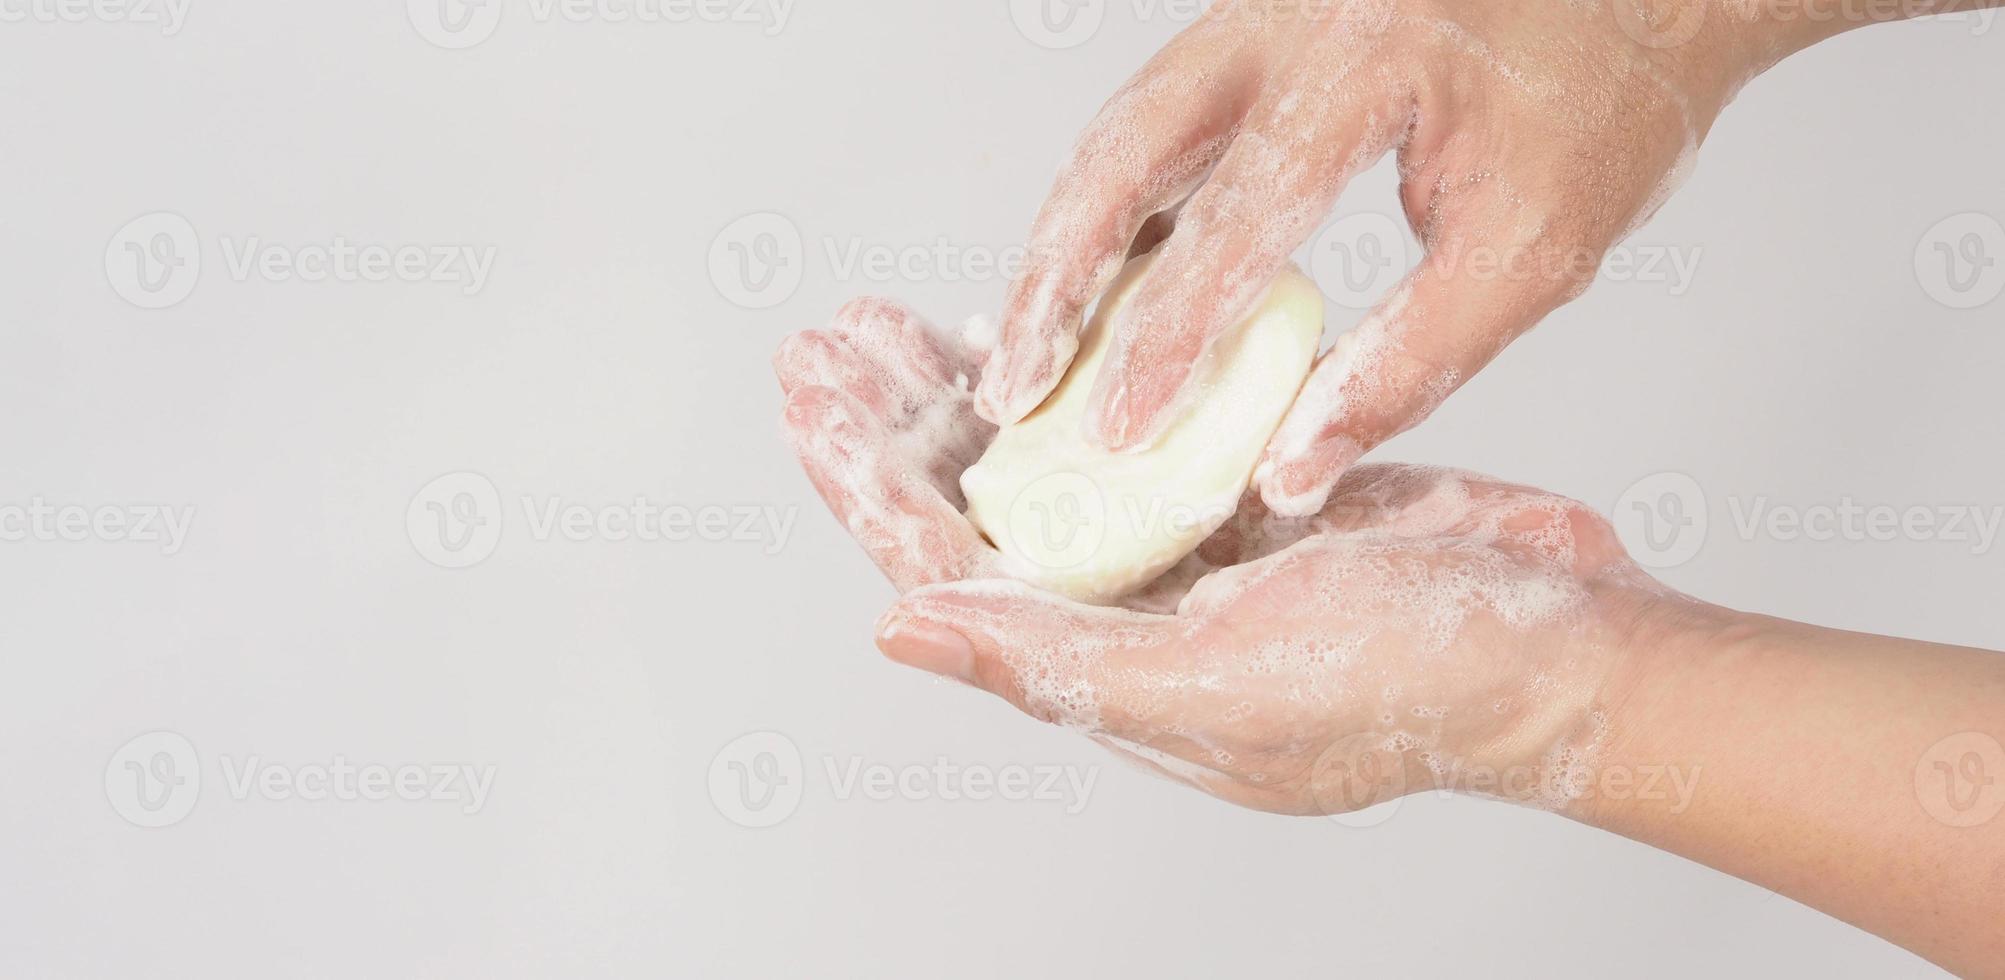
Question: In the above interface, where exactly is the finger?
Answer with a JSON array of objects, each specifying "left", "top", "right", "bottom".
[
  {"left": 1255, "top": 221, "right": 1592, "bottom": 518},
  {"left": 974, "top": 21, "right": 1264, "bottom": 426},
  {"left": 873, "top": 579, "right": 1185, "bottom": 737},
  {"left": 773, "top": 330, "right": 894, "bottom": 412},
  {"left": 782, "top": 384, "right": 993, "bottom": 591},
  {"left": 825, "top": 296, "right": 967, "bottom": 406},
  {"left": 1082, "top": 58, "right": 1408, "bottom": 452},
  {"left": 774, "top": 297, "right": 958, "bottom": 413}
]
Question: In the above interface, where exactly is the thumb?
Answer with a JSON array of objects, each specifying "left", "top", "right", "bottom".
[
  {"left": 1257, "top": 236, "right": 1588, "bottom": 517},
  {"left": 874, "top": 580, "right": 1176, "bottom": 731}
]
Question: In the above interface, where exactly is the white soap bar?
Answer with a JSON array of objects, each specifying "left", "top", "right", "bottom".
[{"left": 961, "top": 252, "right": 1325, "bottom": 605}]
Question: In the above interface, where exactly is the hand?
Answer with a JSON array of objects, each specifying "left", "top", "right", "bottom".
[
  {"left": 975, "top": 0, "right": 1784, "bottom": 517},
  {"left": 877, "top": 462, "right": 1674, "bottom": 816},
  {"left": 778, "top": 301, "right": 1671, "bottom": 815},
  {"left": 778, "top": 298, "right": 2005, "bottom": 973}
]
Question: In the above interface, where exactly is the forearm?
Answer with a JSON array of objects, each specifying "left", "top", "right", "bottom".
[{"left": 1583, "top": 601, "right": 2005, "bottom": 976}]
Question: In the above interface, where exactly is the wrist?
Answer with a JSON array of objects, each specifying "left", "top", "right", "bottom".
[
  {"left": 1569, "top": 585, "right": 1769, "bottom": 834},
  {"left": 1414, "top": 580, "right": 1740, "bottom": 814},
  {"left": 1703, "top": 0, "right": 1991, "bottom": 72},
  {"left": 1629, "top": 0, "right": 1910, "bottom": 114}
]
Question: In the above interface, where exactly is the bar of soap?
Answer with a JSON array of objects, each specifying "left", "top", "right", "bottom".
[{"left": 961, "top": 253, "right": 1325, "bottom": 604}]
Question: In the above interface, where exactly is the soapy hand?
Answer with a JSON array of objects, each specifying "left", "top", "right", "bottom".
[
  {"left": 778, "top": 302, "right": 1667, "bottom": 815},
  {"left": 875, "top": 464, "right": 1665, "bottom": 816},
  {"left": 976, "top": 0, "right": 1772, "bottom": 517}
]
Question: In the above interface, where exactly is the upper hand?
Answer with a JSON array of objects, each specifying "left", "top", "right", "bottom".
[{"left": 977, "top": 0, "right": 1764, "bottom": 516}]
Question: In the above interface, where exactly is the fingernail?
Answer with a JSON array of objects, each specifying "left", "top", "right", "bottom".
[
  {"left": 1259, "top": 435, "right": 1363, "bottom": 517},
  {"left": 977, "top": 348, "right": 1047, "bottom": 426},
  {"left": 875, "top": 615, "right": 976, "bottom": 683},
  {"left": 1083, "top": 379, "right": 1131, "bottom": 451}
]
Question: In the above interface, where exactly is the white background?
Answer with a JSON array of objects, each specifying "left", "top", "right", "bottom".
[{"left": 1, "top": 1, "right": 2000, "bottom": 977}]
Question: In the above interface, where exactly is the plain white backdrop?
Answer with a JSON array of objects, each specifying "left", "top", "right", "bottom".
[{"left": 1, "top": 1, "right": 2000, "bottom": 977}]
